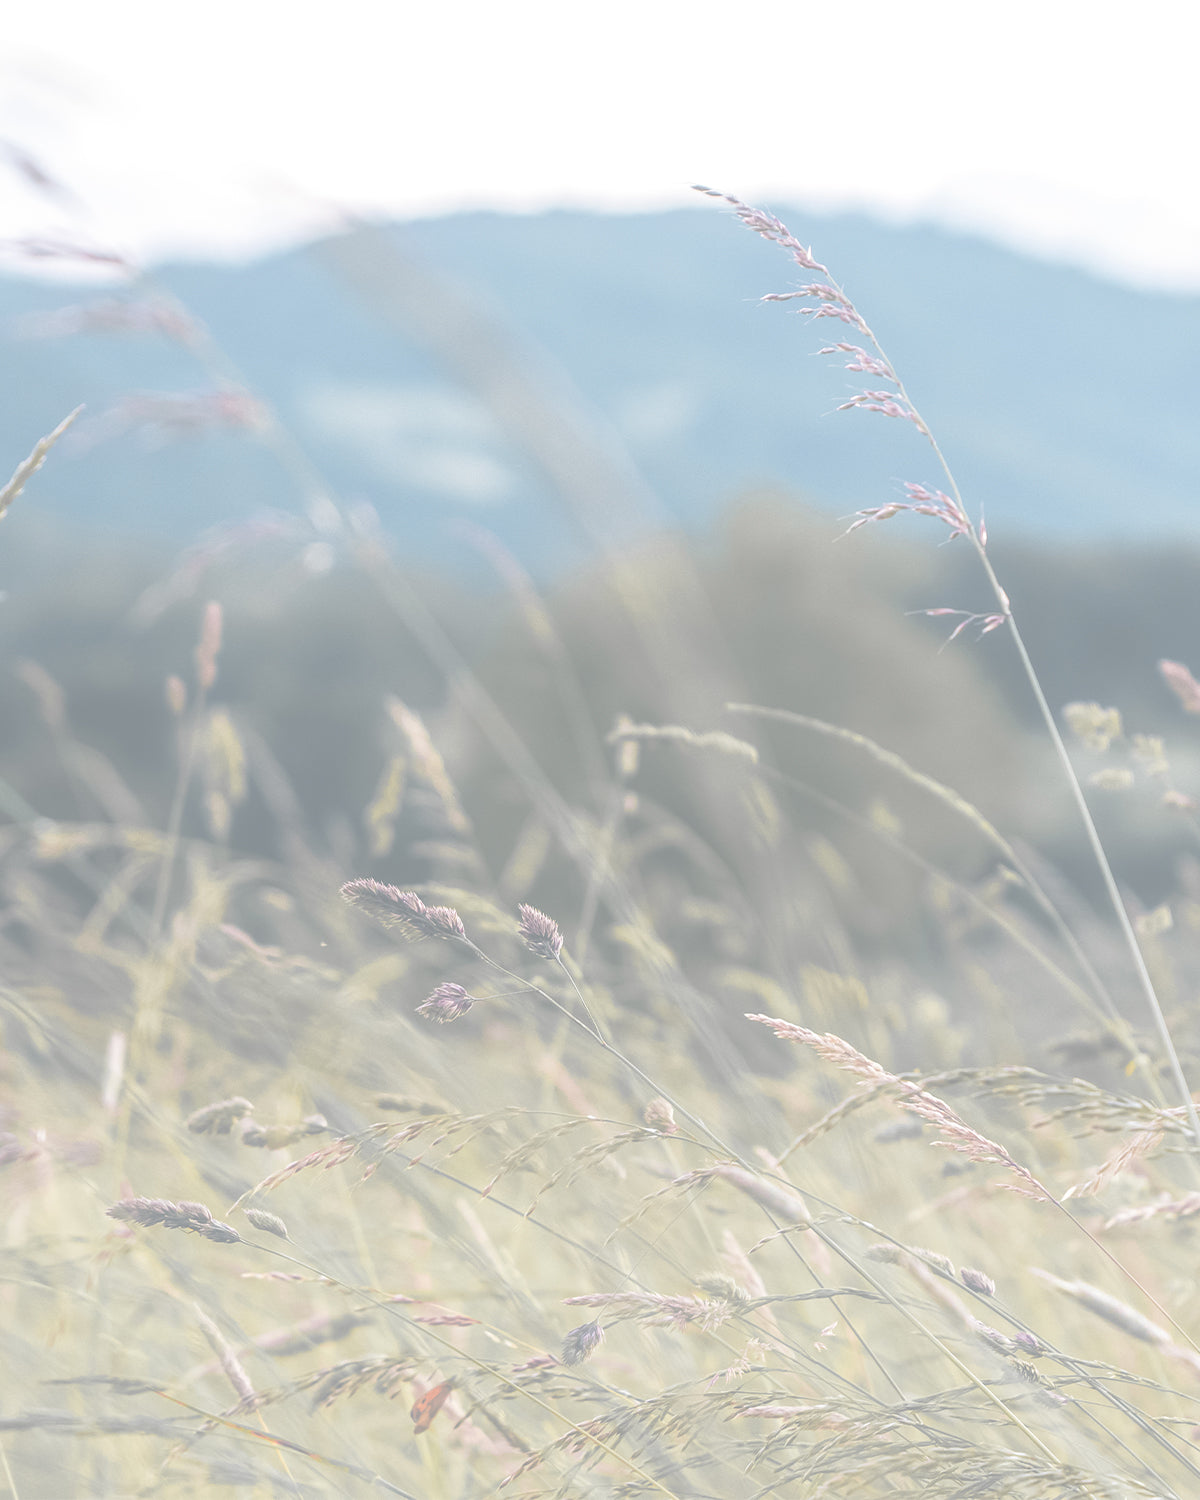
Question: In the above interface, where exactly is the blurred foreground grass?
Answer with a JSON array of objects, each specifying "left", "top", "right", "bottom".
[{"left": 4, "top": 488, "right": 1200, "bottom": 1498}]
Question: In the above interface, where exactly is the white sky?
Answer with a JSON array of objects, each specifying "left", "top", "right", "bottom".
[{"left": 2, "top": 0, "right": 1200, "bottom": 289}]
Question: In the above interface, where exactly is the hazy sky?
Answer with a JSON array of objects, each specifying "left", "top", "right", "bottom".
[{"left": 3, "top": 0, "right": 1199, "bottom": 288}]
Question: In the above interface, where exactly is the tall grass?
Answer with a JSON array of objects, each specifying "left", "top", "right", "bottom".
[{"left": 2, "top": 196, "right": 1200, "bottom": 1500}]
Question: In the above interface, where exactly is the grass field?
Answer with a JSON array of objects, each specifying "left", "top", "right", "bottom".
[{"left": 3, "top": 196, "right": 1200, "bottom": 1500}]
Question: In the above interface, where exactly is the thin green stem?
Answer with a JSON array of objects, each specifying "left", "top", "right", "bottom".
[
  {"left": 769, "top": 217, "right": 1200, "bottom": 1161},
  {"left": 239, "top": 1236, "right": 689, "bottom": 1500},
  {"left": 463, "top": 939, "right": 733, "bottom": 1159},
  {"left": 922, "top": 425, "right": 1200, "bottom": 1162}
]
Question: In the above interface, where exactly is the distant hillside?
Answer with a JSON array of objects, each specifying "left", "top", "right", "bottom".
[{"left": 2, "top": 207, "right": 1199, "bottom": 574}]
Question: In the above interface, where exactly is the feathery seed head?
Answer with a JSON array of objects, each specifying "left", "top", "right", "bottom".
[
  {"left": 422, "top": 904, "right": 467, "bottom": 940},
  {"left": 186, "top": 1096, "right": 254, "bottom": 1135},
  {"left": 106, "top": 1196, "right": 241, "bottom": 1243},
  {"left": 560, "top": 1319, "right": 604, "bottom": 1366},
  {"left": 417, "top": 982, "right": 475, "bottom": 1024},
  {"left": 517, "top": 904, "right": 563, "bottom": 960},
  {"left": 341, "top": 879, "right": 466, "bottom": 942},
  {"left": 243, "top": 1207, "right": 290, "bottom": 1240}
]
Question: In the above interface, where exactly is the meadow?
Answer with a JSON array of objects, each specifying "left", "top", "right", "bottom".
[{"left": 4, "top": 193, "right": 1200, "bottom": 1499}]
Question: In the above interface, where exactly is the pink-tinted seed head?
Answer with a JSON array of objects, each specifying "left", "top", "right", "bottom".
[
  {"left": 517, "top": 904, "right": 564, "bottom": 960},
  {"left": 340, "top": 880, "right": 466, "bottom": 942},
  {"left": 416, "top": 982, "right": 475, "bottom": 1024}
]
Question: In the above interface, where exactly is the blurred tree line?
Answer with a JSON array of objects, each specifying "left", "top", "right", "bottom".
[{"left": 1, "top": 495, "right": 1197, "bottom": 931}]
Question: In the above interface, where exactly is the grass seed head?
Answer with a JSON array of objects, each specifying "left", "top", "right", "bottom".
[
  {"left": 417, "top": 982, "right": 475, "bottom": 1024},
  {"left": 341, "top": 879, "right": 466, "bottom": 941},
  {"left": 560, "top": 1319, "right": 604, "bottom": 1366},
  {"left": 517, "top": 903, "right": 563, "bottom": 960},
  {"left": 243, "top": 1207, "right": 290, "bottom": 1240},
  {"left": 106, "top": 1196, "right": 241, "bottom": 1243},
  {"left": 186, "top": 1096, "right": 254, "bottom": 1135}
]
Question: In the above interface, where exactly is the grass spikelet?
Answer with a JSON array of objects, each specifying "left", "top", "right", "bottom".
[
  {"left": 340, "top": 878, "right": 467, "bottom": 940},
  {"left": 296, "top": 1356, "right": 423, "bottom": 1409},
  {"left": 195, "top": 1305, "right": 256, "bottom": 1404},
  {"left": 232, "top": 1111, "right": 502, "bottom": 1205},
  {"left": 374, "top": 1094, "right": 446, "bottom": 1114},
  {"left": 1030, "top": 1270, "right": 1172, "bottom": 1346},
  {"left": 747, "top": 1013, "right": 1047, "bottom": 1196},
  {"left": 186, "top": 1095, "right": 254, "bottom": 1134},
  {"left": 0, "top": 406, "right": 82, "bottom": 521},
  {"left": 1063, "top": 1126, "right": 1164, "bottom": 1200},
  {"left": 563, "top": 1291, "right": 736, "bottom": 1333},
  {"left": 1104, "top": 1191, "right": 1200, "bottom": 1229},
  {"left": 519, "top": 1128, "right": 659, "bottom": 1215},
  {"left": 240, "top": 1114, "right": 328, "bottom": 1149},
  {"left": 242, "top": 1207, "right": 290, "bottom": 1240},
  {"left": 560, "top": 1320, "right": 604, "bottom": 1365},
  {"left": 516, "top": 903, "right": 563, "bottom": 960},
  {"left": 479, "top": 1116, "right": 602, "bottom": 1198},
  {"left": 106, "top": 1196, "right": 241, "bottom": 1243},
  {"left": 416, "top": 981, "right": 476, "bottom": 1023},
  {"left": 701, "top": 1162, "right": 813, "bottom": 1227}
]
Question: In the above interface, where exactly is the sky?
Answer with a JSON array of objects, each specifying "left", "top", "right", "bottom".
[{"left": 2, "top": 0, "right": 1199, "bottom": 290}]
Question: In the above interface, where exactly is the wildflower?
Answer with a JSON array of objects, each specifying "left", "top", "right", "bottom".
[
  {"left": 560, "top": 1319, "right": 605, "bottom": 1366},
  {"left": 517, "top": 904, "right": 563, "bottom": 960},
  {"left": 341, "top": 880, "right": 466, "bottom": 941},
  {"left": 417, "top": 982, "right": 475, "bottom": 1024},
  {"left": 961, "top": 1267, "right": 996, "bottom": 1296}
]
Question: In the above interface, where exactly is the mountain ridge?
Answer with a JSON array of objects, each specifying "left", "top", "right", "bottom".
[{"left": 2, "top": 205, "right": 1197, "bottom": 572}]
